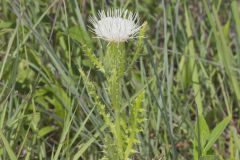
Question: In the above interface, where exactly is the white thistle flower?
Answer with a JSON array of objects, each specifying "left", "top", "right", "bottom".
[{"left": 89, "top": 9, "right": 141, "bottom": 43}]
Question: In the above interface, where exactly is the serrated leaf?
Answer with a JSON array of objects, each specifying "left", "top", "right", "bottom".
[{"left": 84, "top": 48, "right": 105, "bottom": 73}]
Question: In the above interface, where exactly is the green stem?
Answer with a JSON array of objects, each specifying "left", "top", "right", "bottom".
[{"left": 105, "top": 43, "right": 125, "bottom": 159}]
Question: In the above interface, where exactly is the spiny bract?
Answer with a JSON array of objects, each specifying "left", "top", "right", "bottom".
[{"left": 89, "top": 9, "right": 141, "bottom": 42}]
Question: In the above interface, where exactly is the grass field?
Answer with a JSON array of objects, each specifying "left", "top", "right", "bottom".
[{"left": 1, "top": 0, "right": 240, "bottom": 159}]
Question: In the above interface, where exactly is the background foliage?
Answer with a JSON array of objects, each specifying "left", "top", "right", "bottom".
[{"left": 0, "top": 0, "right": 240, "bottom": 159}]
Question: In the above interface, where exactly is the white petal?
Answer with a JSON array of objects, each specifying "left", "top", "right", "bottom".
[{"left": 89, "top": 9, "right": 141, "bottom": 42}]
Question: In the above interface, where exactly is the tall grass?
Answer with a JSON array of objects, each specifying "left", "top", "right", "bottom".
[{"left": 0, "top": 0, "right": 240, "bottom": 160}]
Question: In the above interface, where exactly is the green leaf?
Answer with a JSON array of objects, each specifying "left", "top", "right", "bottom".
[
  {"left": 203, "top": 116, "right": 231, "bottom": 154},
  {"left": 73, "top": 125, "right": 107, "bottom": 160},
  {"left": 199, "top": 114, "right": 210, "bottom": 147},
  {"left": 223, "top": 19, "right": 230, "bottom": 40},
  {"left": 184, "top": 5, "right": 203, "bottom": 114},
  {"left": 126, "top": 22, "right": 147, "bottom": 73},
  {"left": 0, "top": 131, "right": 17, "bottom": 160},
  {"left": 17, "top": 60, "right": 35, "bottom": 83},
  {"left": 30, "top": 112, "right": 40, "bottom": 131},
  {"left": 200, "top": 155, "right": 219, "bottom": 160},
  {"left": 69, "top": 26, "right": 93, "bottom": 49},
  {"left": 0, "top": 20, "right": 12, "bottom": 29},
  {"left": 231, "top": 0, "right": 240, "bottom": 45},
  {"left": 38, "top": 126, "right": 56, "bottom": 138},
  {"left": 194, "top": 115, "right": 210, "bottom": 160}
]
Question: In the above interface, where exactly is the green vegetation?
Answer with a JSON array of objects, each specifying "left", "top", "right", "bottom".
[{"left": 0, "top": 0, "right": 240, "bottom": 159}]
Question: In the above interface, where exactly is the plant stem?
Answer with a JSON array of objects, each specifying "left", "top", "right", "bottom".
[{"left": 105, "top": 43, "right": 126, "bottom": 159}]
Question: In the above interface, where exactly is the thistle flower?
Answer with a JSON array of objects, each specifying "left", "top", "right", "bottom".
[{"left": 89, "top": 9, "right": 141, "bottom": 43}]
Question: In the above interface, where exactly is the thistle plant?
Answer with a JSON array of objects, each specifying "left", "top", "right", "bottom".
[{"left": 83, "top": 9, "right": 147, "bottom": 160}]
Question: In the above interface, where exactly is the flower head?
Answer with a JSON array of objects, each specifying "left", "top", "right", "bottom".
[{"left": 89, "top": 9, "right": 141, "bottom": 43}]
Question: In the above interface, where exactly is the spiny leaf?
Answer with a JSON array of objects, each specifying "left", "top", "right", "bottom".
[{"left": 84, "top": 47, "right": 105, "bottom": 73}]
